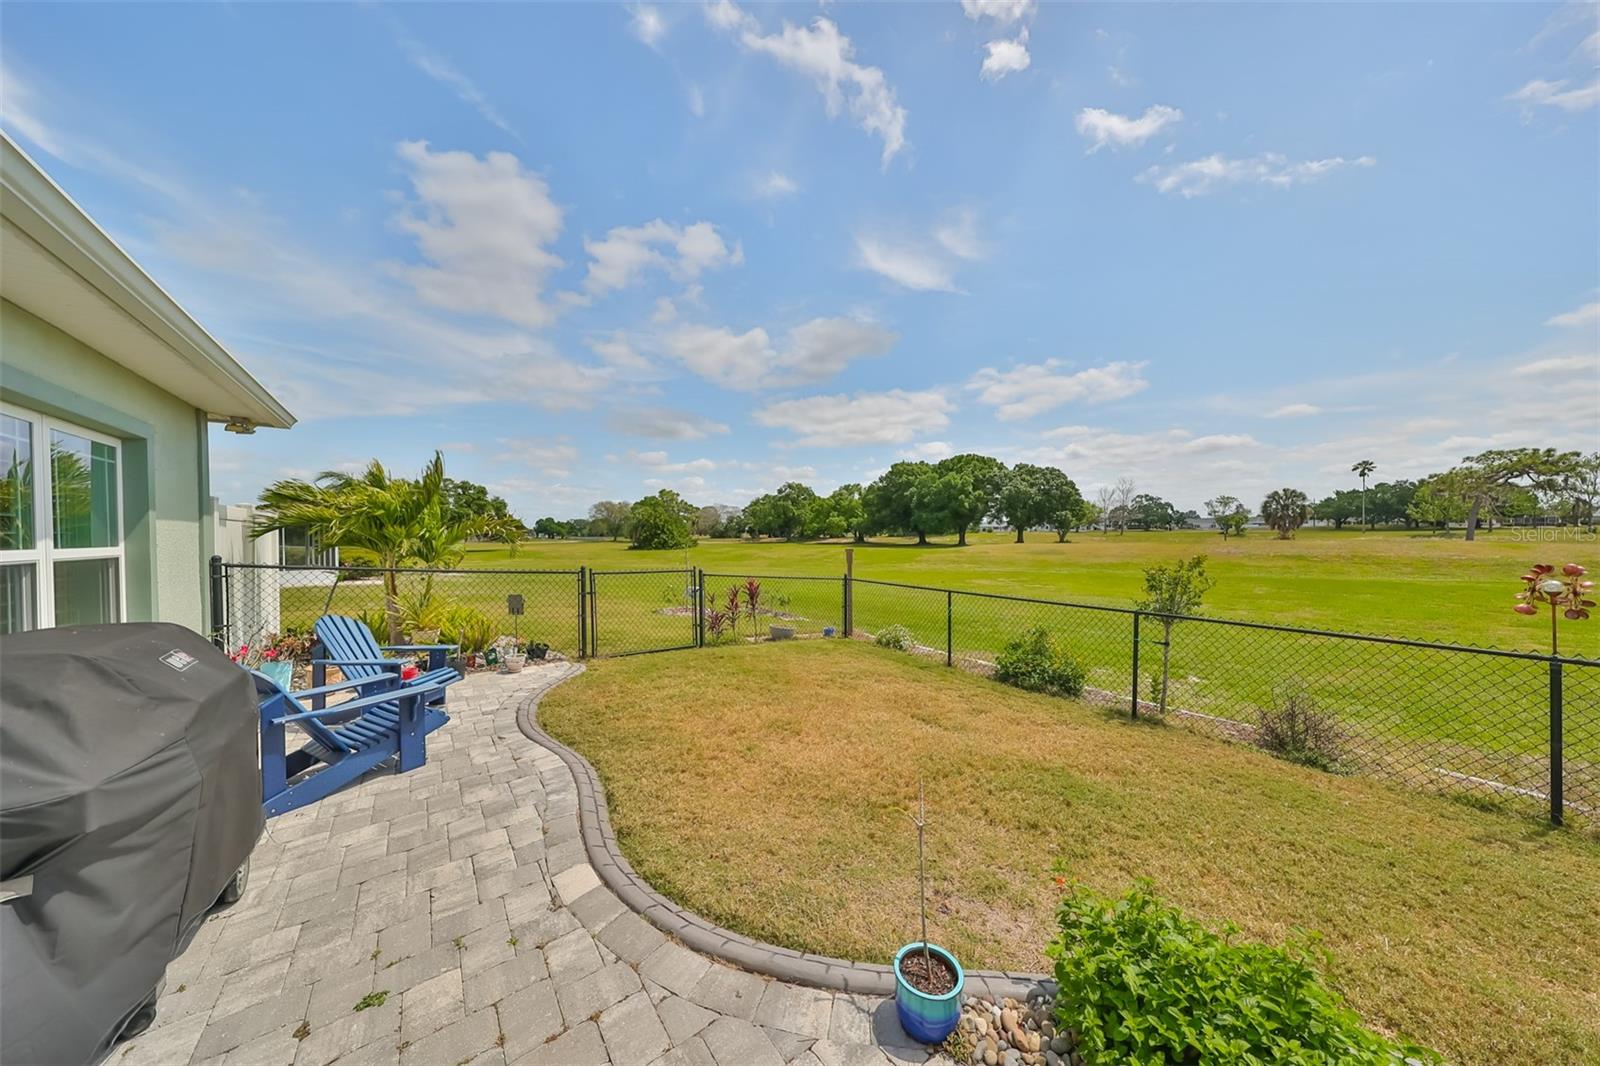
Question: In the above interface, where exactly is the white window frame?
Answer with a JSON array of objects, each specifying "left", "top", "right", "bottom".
[{"left": 0, "top": 401, "right": 126, "bottom": 629}]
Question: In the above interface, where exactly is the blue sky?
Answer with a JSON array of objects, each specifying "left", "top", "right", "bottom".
[{"left": 3, "top": 1, "right": 1596, "bottom": 518}]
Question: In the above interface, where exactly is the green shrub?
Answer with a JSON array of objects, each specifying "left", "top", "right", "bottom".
[
  {"left": 440, "top": 606, "right": 496, "bottom": 655},
  {"left": 874, "top": 624, "right": 915, "bottom": 651},
  {"left": 1257, "top": 681, "right": 1347, "bottom": 773},
  {"left": 1047, "top": 882, "right": 1437, "bottom": 1065},
  {"left": 994, "top": 626, "right": 1085, "bottom": 697}
]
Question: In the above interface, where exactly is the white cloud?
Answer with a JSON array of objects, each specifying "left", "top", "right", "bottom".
[
  {"left": 961, "top": 0, "right": 1035, "bottom": 25},
  {"left": 1074, "top": 105, "right": 1183, "bottom": 152},
  {"left": 578, "top": 219, "right": 742, "bottom": 298},
  {"left": 708, "top": 1, "right": 908, "bottom": 167},
  {"left": 899, "top": 440, "right": 955, "bottom": 461},
  {"left": 392, "top": 32, "right": 519, "bottom": 139},
  {"left": 585, "top": 331, "right": 653, "bottom": 372},
  {"left": 1507, "top": 77, "right": 1600, "bottom": 114},
  {"left": 493, "top": 437, "right": 578, "bottom": 476},
  {"left": 1266, "top": 403, "right": 1322, "bottom": 418},
  {"left": 687, "top": 84, "right": 707, "bottom": 117},
  {"left": 665, "top": 316, "right": 896, "bottom": 390},
  {"left": 754, "top": 171, "right": 800, "bottom": 198},
  {"left": 628, "top": 450, "right": 719, "bottom": 474},
  {"left": 1547, "top": 300, "right": 1600, "bottom": 328},
  {"left": 1511, "top": 353, "right": 1599, "bottom": 377},
  {"left": 754, "top": 389, "right": 953, "bottom": 446},
  {"left": 981, "top": 30, "right": 1031, "bottom": 81},
  {"left": 628, "top": 4, "right": 666, "bottom": 46},
  {"left": 856, "top": 236, "right": 959, "bottom": 292},
  {"left": 1138, "top": 152, "right": 1376, "bottom": 197},
  {"left": 392, "top": 141, "right": 565, "bottom": 329},
  {"left": 606, "top": 407, "right": 731, "bottom": 440},
  {"left": 967, "top": 360, "right": 1149, "bottom": 420},
  {"left": 934, "top": 209, "right": 988, "bottom": 261}
]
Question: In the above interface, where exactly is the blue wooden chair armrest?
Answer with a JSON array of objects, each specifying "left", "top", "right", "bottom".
[
  {"left": 312, "top": 657, "right": 403, "bottom": 668},
  {"left": 271, "top": 683, "right": 444, "bottom": 726},
  {"left": 381, "top": 643, "right": 460, "bottom": 653},
  {"left": 290, "top": 674, "right": 402, "bottom": 701}
]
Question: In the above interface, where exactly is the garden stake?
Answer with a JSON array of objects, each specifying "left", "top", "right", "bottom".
[{"left": 907, "top": 778, "right": 930, "bottom": 972}]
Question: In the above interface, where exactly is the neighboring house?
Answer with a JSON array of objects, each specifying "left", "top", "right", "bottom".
[{"left": 0, "top": 133, "right": 294, "bottom": 635}]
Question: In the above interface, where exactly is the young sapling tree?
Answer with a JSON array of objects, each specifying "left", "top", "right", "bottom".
[{"left": 1134, "top": 555, "right": 1215, "bottom": 713}]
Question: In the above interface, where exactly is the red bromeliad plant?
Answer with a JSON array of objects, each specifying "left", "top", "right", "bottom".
[{"left": 1514, "top": 563, "right": 1594, "bottom": 655}]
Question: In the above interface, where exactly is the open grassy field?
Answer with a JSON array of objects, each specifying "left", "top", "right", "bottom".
[
  {"left": 457, "top": 528, "right": 1600, "bottom": 656},
  {"left": 538, "top": 640, "right": 1600, "bottom": 1066}
]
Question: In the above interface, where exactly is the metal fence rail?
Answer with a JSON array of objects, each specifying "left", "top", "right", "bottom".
[{"left": 211, "top": 559, "right": 1597, "bottom": 827}]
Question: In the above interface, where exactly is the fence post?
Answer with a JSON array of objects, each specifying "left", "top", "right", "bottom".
[
  {"left": 208, "top": 555, "right": 225, "bottom": 648},
  {"left": 696, "top": 568, "right": 706, "bottom": 648},
  {"left": 1130, "top": 611, "right": 1141, "bottom": 720},
  {"left": 589, "top": 570, "right": 599, "bottom": 657},
  {"left": 843, "top": 548, "right": 854, "bottom": 638},
  {"left": 1550, "top": 659, "right": 1564, "bottom": 827},
  {"left": 577, "top": 567, "right": 587, "bottom": 659},
  {"left": 934, "top": 589, "right": 947, "bottom": 665}
]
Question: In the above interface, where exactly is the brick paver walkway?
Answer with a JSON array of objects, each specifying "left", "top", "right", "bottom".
[{"left": 118, "top": 664, "right": 951, "bottom": 1066}]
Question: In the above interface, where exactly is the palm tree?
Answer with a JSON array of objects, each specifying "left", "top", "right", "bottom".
[
  {"left": 1351, "top": 460, "right": 1377, "bottom": 530},
  {"left": 1260, "top": 487, "right": 1311, "bottom": 539},
  {"left": 253, "top": 452, "right": 520, "bottom": 642}
]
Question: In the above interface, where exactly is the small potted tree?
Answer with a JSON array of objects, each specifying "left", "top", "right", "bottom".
[{"left": 894, "top": 781, "right": 964, "bottom": 1044}]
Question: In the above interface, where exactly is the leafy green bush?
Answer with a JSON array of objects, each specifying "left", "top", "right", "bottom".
[
  {"left": 1047, "top": 882, "right": 1436, "bottom": 1065},
  {"left": 874, "top": 624, "right": 915, "bottom": 651},
  {"left": 440, "top": 606, "right": 496, "bottom": 655},
  {"left": 994, "top": 626, "right": 1085, "bottom": 697}
]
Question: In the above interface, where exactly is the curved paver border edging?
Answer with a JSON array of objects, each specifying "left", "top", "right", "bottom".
[{"left": 514, "top": 678, "right": 1055, "bottom": 1004}]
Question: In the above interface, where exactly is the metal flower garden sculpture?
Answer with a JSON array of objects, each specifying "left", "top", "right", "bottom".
[{"left": 1514, "top": 563, "right": 1593, "bottom": 655}]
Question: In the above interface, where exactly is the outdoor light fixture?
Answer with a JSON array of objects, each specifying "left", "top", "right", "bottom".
[{"left": 222, "top": 418, "right": 256, "bottom": 435}]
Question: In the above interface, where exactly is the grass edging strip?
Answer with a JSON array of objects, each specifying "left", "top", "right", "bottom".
[{"left": 514, "top": 674, "right": 1054, "bottom": 1003}]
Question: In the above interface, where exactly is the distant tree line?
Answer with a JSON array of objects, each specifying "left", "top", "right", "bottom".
[{"left": 512, "top": 447, "right": 1600, "bottom": 550}]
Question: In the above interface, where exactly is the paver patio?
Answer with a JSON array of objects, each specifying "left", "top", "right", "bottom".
[{"left": 119, "top": 664, "right": 953, "bottom": 1066}]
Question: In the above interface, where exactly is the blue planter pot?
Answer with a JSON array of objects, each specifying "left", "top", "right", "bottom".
[{"left": 893, "top": 942, "right": 964, "bottom": 1044}]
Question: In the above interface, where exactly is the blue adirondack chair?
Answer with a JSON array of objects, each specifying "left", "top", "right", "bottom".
[
  {"left": 253, "top": 669, "right": 450, "bottom": 817},
  {"left": 312, "top": 614, "right": 459, "bottom": 711}
]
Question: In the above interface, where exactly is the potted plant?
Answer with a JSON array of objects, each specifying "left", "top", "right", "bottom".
[
  {"left": 493, "top": 636, "right": 527, "bottom": 673},
  {"left": 895, "top": 781, "right": 964, "bottom": 1044},
  {"left": 528, "top": 641, "right": 549, "bottom": 660}
]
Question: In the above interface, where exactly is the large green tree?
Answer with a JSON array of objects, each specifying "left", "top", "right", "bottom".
[
  {"left": 588, "top": 500, "right": 632, "bottom": 540},
  {"left": 864, "top": 461, "right": 936, "bottom": 543},
  {"left": 997, "top": 464, "right": 1082, "bottom": 543},
  {"left": 628, "top": 489, "right": 695, "bottom": 550},
  {"left": 922, "top": 454, "right": 1007, "bottom": 546},
  {"left": 1444, "top": 448, "right": 1582, "bottom": 540},
  {"left": 254, "top": 452, "right": 520, "bottom": 641}
]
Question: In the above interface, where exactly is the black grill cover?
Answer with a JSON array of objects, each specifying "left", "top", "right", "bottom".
[{"left": 1, "top": 623, "right": 263, "bottom": 1066}]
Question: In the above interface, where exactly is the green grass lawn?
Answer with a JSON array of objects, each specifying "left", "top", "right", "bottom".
[
  {"left": 538, "top": 640, "right": 1600, "bottom": 1066},
  {"left": 262, "top": 529, "right": 1598, "bottom": 815},
  {"left": 457, "top": 528, "right": 1600, "bottom": 657}
]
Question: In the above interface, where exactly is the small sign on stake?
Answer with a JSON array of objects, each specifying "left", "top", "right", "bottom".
[{"left": 506, "top": 594, "right": 525, "bottom": 616}]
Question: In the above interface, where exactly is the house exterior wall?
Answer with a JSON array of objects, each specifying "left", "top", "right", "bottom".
[{"left": 1, "top": 298, "right": 212, "bottom": 631}]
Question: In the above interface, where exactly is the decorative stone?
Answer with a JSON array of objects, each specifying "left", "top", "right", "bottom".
[
  {"left": 1049, "top": 1035, "right": 1071, "bottom": 1055},
  {"left": 974, "top": 1015, "right": 989, "bottom": 1036},
  {"left": 1045, "top": 1052, "right": 1062, "bottom": 1066},
  {"left": 1000, "top": 1008, "right": 1018, "bottom": 1033}
]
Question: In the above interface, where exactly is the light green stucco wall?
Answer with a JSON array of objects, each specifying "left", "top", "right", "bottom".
[{"left": 0, "top": 298, "right": 211, "bottom": 632}]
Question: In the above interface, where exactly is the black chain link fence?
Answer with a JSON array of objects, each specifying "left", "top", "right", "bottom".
[
  {"left": 213, "top": 560, "right": 1597, "bottom": 826},
  {"left": 212, "top": 562, "right": 586, "bottom": 663},
  {"left": 849, "top": 577, "right": 1596, "bottom": 827}
]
